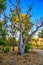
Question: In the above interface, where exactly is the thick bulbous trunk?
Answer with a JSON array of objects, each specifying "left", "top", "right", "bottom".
[
  {"left": 18, "top": 32, "right": 25, "bottom": 55},
  {"left": 19, "top": 42, "right": 25, "bottom": 54}
]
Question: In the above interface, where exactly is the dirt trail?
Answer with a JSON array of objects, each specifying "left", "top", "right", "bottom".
[{"left": 33, "top": 49, "right": 43, "bottom": 56}]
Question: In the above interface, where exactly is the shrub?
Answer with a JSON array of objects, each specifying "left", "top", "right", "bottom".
[
  {"left": 25, "top": 43, "right": 31, "bottom": 53},
  {"left": 2, "top": 46, "right": 10, "bottom": 53}
]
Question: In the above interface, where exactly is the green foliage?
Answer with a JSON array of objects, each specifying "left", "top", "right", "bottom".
[
  {"left": 0, "top": 38, "right": 3, "bottom": 45},
  {"left": 2, "top": 29, "right": 7, "bottom": 36},
  {"left": 0, "top": 22, "right": 7, "bottom": 37},
  {"left": 0, "top": 0, "right": 6, "bottom": 10},
  {"left": 0, "top": 37, "right": 10, "bottom": 46},
  {"left": 25, "top": 43, "right": 31, "bottom": 53},
  {"left": 2, "top": 46, "right": 10, "bottom": 53},
  {"left": 0, "top": 38, "right": 10, "bottom": 53},
  {"left": 0, "top": 21, "right": 10, "bottom": 53},
  {"left": 38, "top": 28, "right": 43, "bottom": 38},
  {"left": 0, "top": 31, "right": 7, "bottom": 47}
]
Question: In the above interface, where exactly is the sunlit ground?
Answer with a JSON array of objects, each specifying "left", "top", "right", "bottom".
[{"left": 0, "top": 50, "right": 43, "bottom": 65}]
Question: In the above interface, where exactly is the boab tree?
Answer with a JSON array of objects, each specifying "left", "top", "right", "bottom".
[
  {"left": 0, "top": 0, "right": 43, "bottom": 54},
  {"left": 9, "top": 0, "right": 43, "bottom": 54},
  {"left": 10, "top": 13, "right": 33, "bottom": 53}
]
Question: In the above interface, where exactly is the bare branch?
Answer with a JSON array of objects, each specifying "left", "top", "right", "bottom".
[
  {"left": 30, "top": 22, "right": 43, "bottom": 37},
  {"left": 26, "top": 4, "right": 33, "bottom": 15},
  {"left": 2, "top": 12, "right": 10, "bottom": 20},
  {"left": 24, "top": 21, "right": 43, "bottom": 45},
  {"left": 8, "top": 0, "right": 16, "bottom": 7}
]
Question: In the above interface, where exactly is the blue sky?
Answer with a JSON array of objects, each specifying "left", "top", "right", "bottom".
[
  {"left": 6, "top": 0, "right": 43, "bottom": 22},
  {"left": 31, "top": 0, "right": 43, "bottom": 21},
  {"left": 1, "top": 0, "right": 43, "bottom": 22},
  {"left": 0, "top": 0, "right": 43, "bottom": 38}
]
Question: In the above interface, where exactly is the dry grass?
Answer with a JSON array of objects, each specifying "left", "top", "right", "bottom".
[{"left": 0, "top": 51, "right": 43, "bottom": 65}]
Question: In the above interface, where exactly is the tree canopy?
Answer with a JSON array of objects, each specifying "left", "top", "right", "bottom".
[{"left": 0, "top": 0, "right": 6, "bottom": 14}]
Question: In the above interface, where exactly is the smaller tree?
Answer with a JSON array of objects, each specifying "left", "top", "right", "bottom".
[{"left": 0, "top": 21, "right": 10, "bottom": 53}]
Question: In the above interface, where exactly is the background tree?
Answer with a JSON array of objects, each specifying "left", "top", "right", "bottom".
[
  {"left": 0, "top": 0, "right": 10, "bottom": 53},
  {"left": 0, "top": 21, "right": 10, "bottom": 53},
  {"left": 0, "top": 0, "right": 6, "bottom": 16}
]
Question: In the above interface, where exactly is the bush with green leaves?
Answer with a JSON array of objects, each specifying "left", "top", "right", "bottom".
[
  {"left": 2, "top": 46, "right": 10, "bottom": 53},
  {"left": 0, "top": 38, "right": 10, "bottom": 53},
  {"left": 0, "top": 38, "right": 3, "bottom": 46},
  {"left": 25, "top": 43, "right": 31, "bottom": 53}
]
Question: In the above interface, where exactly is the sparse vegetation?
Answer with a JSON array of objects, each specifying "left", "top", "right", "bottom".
[
  {"left": 25, "top": 43, "right": 31, "bottom": 53},
  {"left": 0, "top": 0, "right": 43, "bottom": 65}
]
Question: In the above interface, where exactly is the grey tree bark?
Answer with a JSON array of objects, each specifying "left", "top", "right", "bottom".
[{"left": 18, "top": 31, "right": 25, "bottom": 54}]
